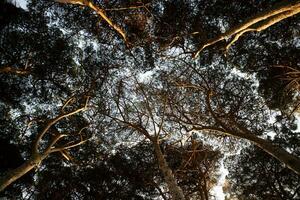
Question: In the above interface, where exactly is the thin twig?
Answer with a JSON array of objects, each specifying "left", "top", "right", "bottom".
[
  {"left": 105, "top": 4, "right": 150, "bottom": 11},
  {"left": 33, "top": 97, "right": 89, "bottom": 153}
]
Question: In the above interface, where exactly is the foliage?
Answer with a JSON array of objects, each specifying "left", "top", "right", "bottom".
[{"left": 0, "top": 0, "right": 300, "bottom": 199}]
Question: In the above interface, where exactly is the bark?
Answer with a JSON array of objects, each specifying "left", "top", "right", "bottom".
[
  {"left": 193, "top": 0, "right": 300, "bottom": 57},
  {"left": 0, "top": 66, "right": 30, "bottom": 75},
  {"left": 0, "top": 98, "right": 89, "bottom": 192},
  {"left": 218, "top": 118, "right": 300, "bottom": 175},
  {"left": 153, "top": 141, "right": 186, "bottom": 200},
  {"left": 55, "top": 0, "right": 127, "bottom": 44},
  {"left": 204, "top": 92, "right": 300, "bottom": 175},
  {"left": 202, "top": 176, "right": 209, "bottom": 200},
  {"left": 234, "top": 130, "right": 300, "bottom": 175},
  {"left": 0, "top": 153, "right": 43, "bottom": 192}
]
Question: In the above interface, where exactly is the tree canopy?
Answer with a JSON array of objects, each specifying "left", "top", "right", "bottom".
[{"left": 0, "top": 0, "right": 300, "bottom": 199}]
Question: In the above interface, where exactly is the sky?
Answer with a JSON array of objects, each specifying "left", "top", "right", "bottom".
[{"left": 14, "top": 0, "right": 28, "bottom": 9}]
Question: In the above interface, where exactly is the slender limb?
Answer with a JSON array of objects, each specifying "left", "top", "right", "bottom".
[
  {"left": 0, "top": 66, "right": 30, "bottom": 75},
  {"left": 55, "top": 0, "right": 127, "bottom": 43},
  {"left": 61, "top": 96, "right": 75, "bottom": 112},
  {"left": 105, "top": 4, "right": 150, "bottom": 11},
  {"left": 33, "top": 97, "right": 89, "bottom": 153},
  {"left": 157, "top": 98, "right": 167, "bottom": 136},
  {"left": 193, "top": 1, "right": 300, "bottom": 57},
  {"left": 60, "top": 150, "right": 73, "bottom": 161},
  {"left": 152, "top": 180, "right": 168, "bottom": 200},
  {"left": 50, "top": 138, "right": 90, "bottom": 153},
  {"left": 135, "top": 80, "right": 157, "bottom": 136},
  {"left": 225, "top": 28, "right": 255, "bottom": 51},
  {"left": 44, "top": 134, "right": 67, "bottom": 154},
  {"left": 106, "top": 114, "right": 153, "bottom": 141}
]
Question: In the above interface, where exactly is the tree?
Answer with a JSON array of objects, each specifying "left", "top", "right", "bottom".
[
  {"left": 189, "top": 0, "right": 300, "bottom": 113},
  {"left": 32, "top": 142, "right": 162, "bottom": 199},
  {"left": 0, "top": 139, "right": 33, "bottom": 198},
  {"left": 28, "top": 139, "right": 220, "bottom": 199},
  {"left": 160, "top": 60, "right": 300, "bottom": 175},
  {"left": 165, "top": 138, "right": 222, "bottom": 200},
  {"left": 105, "top": 78, "right": 186, "bottom": 200},
  {"left": 193, "top": 0, "right": 300, "bottom": 57},
  {"left": 1, "top": 0, "right": 300, "bottom": 198},
  {"left": 228, "top": 125, "right": 300, "bottom": 199},
  {"left": 227, "top": 141, "right": 300, "bottom": 199},
  {"left": 0, "top": 0, "right": 114, "bottom": 192},
  {"left": 0, "top": 96, "right": 90, "bottom": 191},
  {"left": 54, "top": 0, "right": 128, "bottom": 44}
]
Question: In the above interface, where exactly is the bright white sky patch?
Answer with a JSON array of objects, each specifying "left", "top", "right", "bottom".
[
  {"left": 14, "top": 0, "right": 28, "bottom": 9},
  {"left": 294, "top": 113, "right": 300, "bottom": 132},
  {"left": 138, "top": 70, "right": 155, "bottom": 83},
  {"left": 212, "top": 159, "right": 229, "bottom": 200}
]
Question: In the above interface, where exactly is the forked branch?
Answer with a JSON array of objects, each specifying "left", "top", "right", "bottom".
[
  {"left": 193, "top": 1, "right": 300, "bottom": 58},
  {"left": 33, "top": 97, "right": 89, "bottom": 154},
  {"left": 0, "top": 97, "right": 90, "bottom": 192}
]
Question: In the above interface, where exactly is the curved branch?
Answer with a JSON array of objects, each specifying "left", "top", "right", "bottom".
[
  {"left": 50, "top": 138, "right": 90, "bottom": 153},
  {"left": 193, "top": 1, "right": 300, "bottom": 57},
  {"left": 55, "top": 0, "right": 127, "bottom": 43},
  {"left": 44, "top": 134, "right": 67, "bottom": 154},
  {"left": 105, "top": 4, "right": 150, "bottom": 11},
  {"left": 33, "top": 97, "right": 89, "bottom": 154}
]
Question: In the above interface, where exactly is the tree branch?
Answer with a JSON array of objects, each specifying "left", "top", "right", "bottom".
[
  {"left": 105, "top": 4, "right": 150, "bottom": 11},
  {"left": 193, "top": 1, "right": 300, "bottom": 57},
  {"left": 55, "top": 0, "right": 127, "bottom": 44},
  {"left": 33, "top": 97, "right": 89, "bottom": 154},
  {"left": 50, "top": 138, "right": 90, "bottom": 153},
  {"left": 0, "top": 66, "right": 30, "bottom": 75}
]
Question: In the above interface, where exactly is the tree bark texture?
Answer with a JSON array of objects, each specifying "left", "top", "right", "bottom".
[
  {"left": 153, "top": 142, "right": 186, "bottom": 200},
  {"left": 206, "top": 92, "right": 300, "bottom": 175},
  {"left": 0, "top": 153, "right": 43, "bottom": 192},
  {"left": 235, "top": 131, "right": 300, "bottom": 175}
]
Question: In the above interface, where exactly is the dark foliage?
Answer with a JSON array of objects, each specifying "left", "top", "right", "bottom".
[{"left": 0, "top": 0, "right": 299, "bottom": 199}]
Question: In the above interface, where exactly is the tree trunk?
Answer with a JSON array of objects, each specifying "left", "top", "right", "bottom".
[
  {"left": 236, "top": 131, "right": 300, "bottom": 175},
  {"left": 153, "top": 142, "right": 186, "bottom": 200},
  {"left": 0, "top": 153, "right": 42, "bottom": 192},
  {"left": 202, "top": 177, "right": 209, "bottom": 200},
  {"left": 215, "top": 120, "right": 300, "bottom": 175},
  {"left": 205, "top": 92, "right": 300, "bottom": 175}
]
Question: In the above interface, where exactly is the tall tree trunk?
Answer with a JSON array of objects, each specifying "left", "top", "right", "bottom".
[
  {"left": 213, "top": 120, "right": 300, "bottom": 175},
  {"left": 0, "top": 153, "right": 42, "bottom": 192},
  {"left": 153, "top": 142, "right": 186, "bottom": 200},
  {"left": 205, "top": 93, "right": 300, "bottom": 175},
  {"left": 235, "top": 130, "right": 300, "bottom": 175}
]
